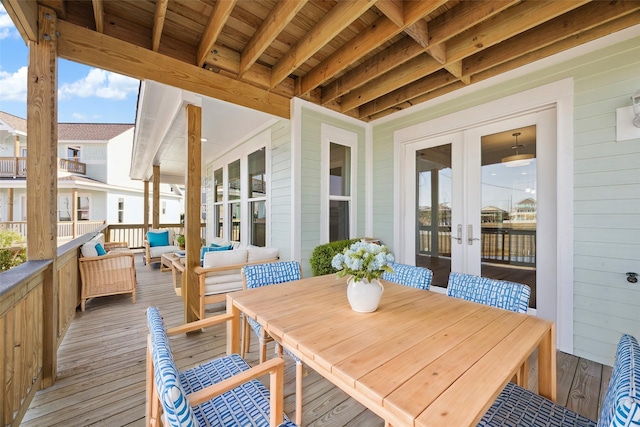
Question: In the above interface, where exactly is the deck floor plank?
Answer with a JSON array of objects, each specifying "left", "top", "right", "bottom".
[{"left": 22, "top": 254, "right": 607, "bottom": 426}]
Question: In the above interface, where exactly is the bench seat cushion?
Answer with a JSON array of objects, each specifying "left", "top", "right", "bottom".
[
  {"left": 204, "top": 279, "right": 244, "bottom": 296},
  {"left": 149, "top": 245, "right": 180, "bottom": 258},
  {"left": 203, "top": 249, "right": 248, "bottom": 268}
]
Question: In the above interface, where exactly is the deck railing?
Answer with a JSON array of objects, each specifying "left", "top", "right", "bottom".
[
  {"left": 0, "top": 228, "right": 100, "bottom": 426},
  {"left": 0, "top": 220, "right": 105, "bottom": 241},
  {"left": 107, "top": 223, "right": 206, "bottom": 248},
  {"left": 0, "top": 156, "right": 86, "bottom": 177}
]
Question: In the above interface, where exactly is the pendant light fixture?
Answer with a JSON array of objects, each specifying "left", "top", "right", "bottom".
[{"left": 502, "top": 132, "right": 534, "bottom": 167}]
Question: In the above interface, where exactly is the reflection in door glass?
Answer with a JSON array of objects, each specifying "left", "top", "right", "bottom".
[
  {"left": 416, "top": 144, "right": 452, "bottom": 288},
  {"left": 480, "top": 126, "right": 537, "bottom": 308}
]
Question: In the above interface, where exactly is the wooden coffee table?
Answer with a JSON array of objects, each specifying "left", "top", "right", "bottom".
[
  {"left": 160, "top": 253, "right": 178, "bottom": 272},
  {"left": 171, "top": 258, "right": 185, "bottom": 296}
]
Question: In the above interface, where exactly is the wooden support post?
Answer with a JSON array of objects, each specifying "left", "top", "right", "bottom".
[
  {"left": 72, "top": 188, "right": 78, "bottom": 238},
  {"left": 8, "top": 188, "right": 14, "bottom": 221},
  {"left": 26, "top": 5, "right": 58, "bottom": 387},
  {"left": 152, "top": 165, "right": 160, "bottom": 229},
  {"left": 185, "top": 104, "right": 202, "bottom": 324},
  {"left": 143, "top": 180, "right": 150, "bottom": 236}
]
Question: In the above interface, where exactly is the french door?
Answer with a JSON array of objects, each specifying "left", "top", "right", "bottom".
[{"left": 403, "top": 109, "right": 556, "bottom": 310}]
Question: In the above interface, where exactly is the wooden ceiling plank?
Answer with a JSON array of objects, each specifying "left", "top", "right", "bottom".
[
  {"left": 56, "top": 20, "right": 290, "bottom": 119},
  {"left": 92, "top": 0, "right": 104, "bottom": 33},
  {"left": 464, "top": 0, "right": 640, "bottom": 76},
  {"left": 341, "top": 54, "right": 441, "bottom": 112},
  {"left": 359, "top": 69, "right": 456, "bottom": 118},
  {"left": 342, "top": 0, "right": 590, "bottom": 113},
  {"left": 239, "top": 0, "right": 308, "bottom": 78},
  {"left": 270, "top": 0, "right": 379, "bottom": 88},
  {"left": 196, "top": 0, "right": 238, "bottom": 67},
  {"left": 376, "top": 0, "right": 404, "bottom": 27},
  {"left": 426, "top": 42, "right": 446, "bottom": 64},
  {"left": 404, "top": 19, "right": 429, "bottom": 48},
  {"left": 473, "top": 11, "right": 640, "bottom": 83},
  {"left": 39, "top": 0, "right": 65, "bottom": 19},
  {"left": 3, "top": 0, "right": 38, "bottom": 42},
  {"left": 299, "top": 0, "right": 447, "bottom": 96},
  {"left": 152, "top": 0, "right": 169, "bottom": 52},
  {"left": 321, "top": 0, "right": 516, "bottom": 104},
  {"left": 444, "top": 61, "right": 469, "bottom": 84}
]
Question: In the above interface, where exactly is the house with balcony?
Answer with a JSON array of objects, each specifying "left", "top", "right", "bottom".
[
  {"left": 0, "top": 111, "right": 182, "bottom": 240},
  {"left": 1, "top": 1, "right": 639, "bottom": 425}
]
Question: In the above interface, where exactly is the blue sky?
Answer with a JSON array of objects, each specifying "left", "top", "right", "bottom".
[{"left": 0, "top": 5, "right": 139, "bottom": 124}]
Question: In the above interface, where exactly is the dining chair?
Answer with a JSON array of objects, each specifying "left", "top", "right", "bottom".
[
  {"left": 382, "top": 262, "right": 433, "bottom": 290},
  {"left": 478, "top": 333, "right": 640, "bottom": 427},
  {"left": 446, "top": 272, "right": 531, "bottom": 314},
  {"left": 145, "top": 306, "right": 297, "bottom": 427},
  {"left": 241, "top": 260, "right": 304, "bottom": 425}
]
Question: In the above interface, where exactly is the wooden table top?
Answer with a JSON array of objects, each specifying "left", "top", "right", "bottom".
[{"left": 228, "top": 275, "right": 556, "bottom": 427}]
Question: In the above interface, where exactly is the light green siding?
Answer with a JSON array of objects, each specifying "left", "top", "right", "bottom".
[
  {"left": 299, "top": 107, "right": 366, "bottom": 276},
  {"left": 270, "top": 120, "right": 293, "bottom": 262},
  {"left": 371, "top": 35, "right": 640, "bottom": 365}
]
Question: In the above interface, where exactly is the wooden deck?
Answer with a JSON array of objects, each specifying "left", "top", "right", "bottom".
[{"left": 22, "top": 254, "right": 611, "bottom": 426}]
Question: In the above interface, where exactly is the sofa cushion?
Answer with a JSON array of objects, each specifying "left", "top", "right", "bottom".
[
  {"left": 203, "top": 249, "right": 248, "bottom": 268},
  {"left": 205, "top": 273, "right": 243, "bottom": 285},
  {"left": 204, "top": 279, "right": 244, "bottom": 296},
  {"left": 149, "top": 245, "right": 180, "bottom": 258},
  {"left": 81, "top": 241, "right": 100, "bottom": 257},
  {"left": 200, "top": 245, "right": 233, "bottom": 260},
  {"left": 210, "top": 237, "right": 232, "bottom": 247},
  {"left": 148, "top": 230, "right": 170, "bottom": 247},
  {"left": 95, "top": 243, "right": 107, "bottom": 256},
  {"left": 247, "top": 247, "right": 279, "bottom": 263}
]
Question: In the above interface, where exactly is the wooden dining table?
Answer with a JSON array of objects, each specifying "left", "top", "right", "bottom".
[{"left": 225, "top": 275, "right": 556, "bottom": 427}]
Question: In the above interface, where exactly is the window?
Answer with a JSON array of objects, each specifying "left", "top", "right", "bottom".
[
  {"left": 229, "top": 202, "right": 240, "bottom": 241},
  {"left": 228, "top": 159, "right": 240, "bottom": 201},
  {"left": 118, "top": 198, "right": 124, "bottom": 223},
  {"left": 248, "top": 148, "right": 266, "bottom": 246},
  {"left": 58, "top": 195, "right": 72, "bottom": 221},
  {"left": 162, "top": 201, "right": 166, "bottom": 215},
  {"left": 77, "top": 195, "right": 90, "bottom": 220},
  {"left": 68, "top": 147, "right": 80, "bottom": 160},
  {"left": 322, "top": 124, "right": 357, "bottom": 243},
  {"left": 213, "top": 168, "right": 223, "bottom": 237},
  {"left": 20, "top": 148, "right": 27, "bottom": 157}
]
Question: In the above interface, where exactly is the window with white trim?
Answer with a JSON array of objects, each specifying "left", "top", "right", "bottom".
[
  {"left": 248, "top": 148, "right": 266, "bottom": 246},
  {"left": 213, "top": 168, "right": 223, "bottom": 238},
  {"left": 118, "top": 198, "right": 124, "bottom": 223}
]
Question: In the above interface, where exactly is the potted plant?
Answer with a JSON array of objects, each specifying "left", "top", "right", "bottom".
[
  {"left": 175, "top": 234, "right": 185, "bottom": 249},
  {"left": 331, "top": 241, "right": 394, "bottom": 312}
]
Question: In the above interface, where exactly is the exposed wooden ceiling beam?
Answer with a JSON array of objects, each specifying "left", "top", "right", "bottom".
[
  {"left": 196, "top": 0, "right": 237, "bottom": 68},
  {"left": 341, "top": 0, "right": 589, "bottom": 113},
  {"left": 55, "top": 20, "right": 290, "bottom": 119},
  {"left": 321, "top": 0, "right": 517, "bottom": 105},
  {"left": 152, "top": 0, "right": 168, "bottom": 52},
  {"left": 91, "top": 0, "right": 104, "bottom": 33},
  {"left": 270, "top": 0, "right": 378, "bottom": 89},
  {"left": 3, "top": 0, "right": 38, "bottom": 42},
  {"left": 444, "top": 61, "right": 469, "bottom": 84},
  {"left": 464, "top": 0, "right": 640, "bottom": 76},
  {"left": 239, "top": 0, "right": 308, "bottom": 78},
  {"left": 298, "top": 0, "right": 447, "bottom": 96},
  {"left": 376, "top": 0, "right": 404, "bottom": 27},
  {"left": 405, "top": 19, "right": 429, "bottom": 48}
]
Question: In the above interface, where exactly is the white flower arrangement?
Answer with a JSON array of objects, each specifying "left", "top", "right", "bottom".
[{"left": 331, "top": 241, "right": 395, "bottom": 282}]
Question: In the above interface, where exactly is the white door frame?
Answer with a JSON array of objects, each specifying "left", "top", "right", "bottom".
[{"left": 393, "top": 79, "right": 574, "bottom": 353}]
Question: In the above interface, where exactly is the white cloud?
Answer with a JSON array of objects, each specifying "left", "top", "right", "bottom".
[
  {"left": 0, "top": 4, "right": 19, "bottom": 40},
  {"left": 72, "top": 112, "right": 88, "bottom": 121},
  {"left": 59, "top": 68, "right": 139, "bottom": 101},
  {"left": 0, "top": 66, "right": 27, "bottom": 101}
]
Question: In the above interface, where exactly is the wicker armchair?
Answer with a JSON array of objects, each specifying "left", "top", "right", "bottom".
[{"left": 78, "top": 242, "right": 136, "bottom": 311}]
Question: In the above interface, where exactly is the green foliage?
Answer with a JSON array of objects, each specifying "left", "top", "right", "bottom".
[
  {"left": 176, "top": 234, "right": 185, "bottom": 247},
  {"left": 309, "top": 238, "right": 359, "bottom": 276},
  {"left": 0, "top": 230, "right": 26, "bottom": 272}
]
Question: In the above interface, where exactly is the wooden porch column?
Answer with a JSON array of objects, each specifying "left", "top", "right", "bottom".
[
  {"left": 8, "top": 188, "right": 14, "bottom": 221},
  {"left": 72, "top": 188, "right": 78, "bottom": 238},
  {"left": 143, "top": 180, "right": 149, "bottom": 236},
  {"left": 184, "top": 104, "right": 201, "bottom": 324},
  {"left": 26, "top": 5, "right": 58, "bottom": 386},
  {"left": 152, "top": 165, "right": 160, "bottom": 229}
]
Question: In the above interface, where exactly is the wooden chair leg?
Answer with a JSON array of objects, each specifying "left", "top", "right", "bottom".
[
  {"left": 259, "top": 333, "right": 268, "bottom": 363},
  {"left": 295, "top": 360, "right": 303, "bottom": 426},
  {"left": 241, "top": 317, "right": 251, "bottom": 358}
]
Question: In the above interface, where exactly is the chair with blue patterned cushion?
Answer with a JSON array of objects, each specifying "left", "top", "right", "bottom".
[
  {"left": 241, "top": 261, "right": 303, "bottom": 425},
  {"left": 382, "top": 262, "right": 433, "bottom": 290},
  {"left": 478, "top": 333, "right": 640, "bottom": 427},
  {"left": 447, "top": 272, "right": 531, "bottom": 314},
  {"left": 145, "top": 306, "right": 298, "bottom": 427}
]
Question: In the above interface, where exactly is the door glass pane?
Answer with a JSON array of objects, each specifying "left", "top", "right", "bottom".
[
  {"left": 251, "top": 201, "right": 266, "bottom": 247},
  {"left": 248, "top": 148, "right": 266, "bottom": 198},
  {"left": 229, "top": 202, "right": 240, "bottom": 241},
  {"left": 330, "top": 143, "right": 350, "bottom": 196},
  {"left": 416, "top": 144, "right": 452, "bottom": 288},
  {"left": 480, "top": 126, "right": 537, "bottom": 308},
  {"left": 214, "top": 205, "right": 223, "bottom": 238},
  {"left": 214, "top": 168, "right": 223, "bottom": 203},
  {"left": 329, "top": 200, "right": 349, "bottom": 241},
  {"left": 228, "top": 160, "right": 240, "bottom": 201}
]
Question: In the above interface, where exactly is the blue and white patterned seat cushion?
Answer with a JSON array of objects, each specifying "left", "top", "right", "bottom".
[
  {"left": 597, "top": 334, "right": 640, "bottom": 427},
  {"left": 447, "top": 272, "right": 531, "bottom": 313},
  {"left": 243, "top": 261, "right": 301, "bottom": 289},
  {"left": 478, "top": 334, "right": 640, "bottom": 427},
  {"left": 382, "top": 262, "right": 433, "bottom": 290},
  {"left": 147, "top": 307, "right": 298, "bottom": 427}
]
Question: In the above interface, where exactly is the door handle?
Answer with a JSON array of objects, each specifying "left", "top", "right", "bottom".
[
  {"left": 451, "top": 224, "right": 463, "bottom": 244},
  {"left": 468, "top": 225, "right": 480, "bottom": 245}
]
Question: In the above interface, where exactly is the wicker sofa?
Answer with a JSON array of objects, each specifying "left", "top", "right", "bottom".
[{"left": 78, "top": 234, "right": 136, "bottom": 311}]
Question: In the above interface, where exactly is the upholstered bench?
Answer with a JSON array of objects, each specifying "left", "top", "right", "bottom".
[{"left": 146, "top": 307, "right": 297, "bottom": 427}]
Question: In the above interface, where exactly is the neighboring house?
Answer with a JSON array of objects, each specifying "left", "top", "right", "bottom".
[
  {"left": 0, "top": 112, "right": 182, "bottom": 227},
  {"left": 133, "top": 27, "right": 640, "bottom": 367}
]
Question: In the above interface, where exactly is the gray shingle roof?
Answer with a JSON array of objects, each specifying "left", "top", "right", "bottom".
[{"left": 0, "top": 112, "right": 27, "bottom": 134}]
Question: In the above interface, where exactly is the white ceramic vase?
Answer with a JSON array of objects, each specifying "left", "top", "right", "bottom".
[{"left": 347, "top": 277, "right": 384, "bottom": 313}]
